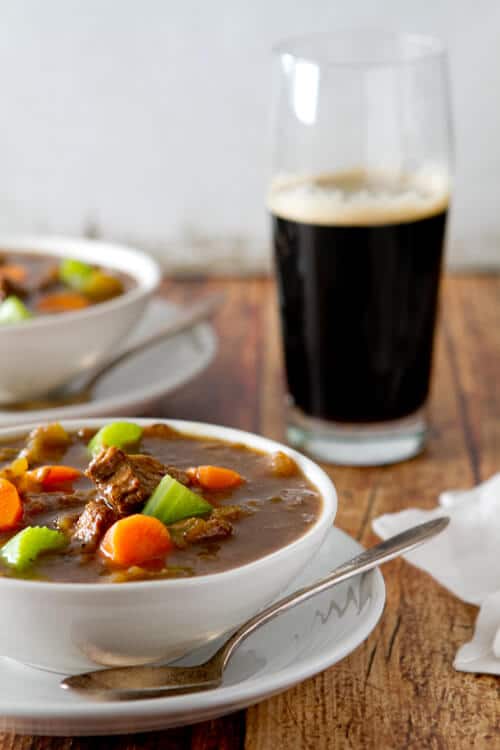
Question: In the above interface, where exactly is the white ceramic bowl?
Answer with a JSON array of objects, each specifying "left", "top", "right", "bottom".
[
  {"left": 0, "top": 418, "right": 337, "bottom": 674},
  {"left": 0, "top": 236, "right": 161, "bottom": 403}
]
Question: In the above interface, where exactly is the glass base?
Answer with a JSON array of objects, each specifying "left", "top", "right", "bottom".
[{"left": 286, "top": 404, "right": 427, "bottom": 466}]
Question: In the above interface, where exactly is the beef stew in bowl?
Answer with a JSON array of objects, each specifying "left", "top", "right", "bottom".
[
  {"left": 0, "top": 252, "right": 132, "bottom": 323},
  {"left": 0, "top": 418, "right": 335, "bottom": 672},
  {"left": 0, "top": 421, "right": 323, "bottom": 583}
]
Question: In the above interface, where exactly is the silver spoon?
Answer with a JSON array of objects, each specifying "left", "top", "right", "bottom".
[
  {"left": 61, "top": 516, "right": 449, "bottom": 701},
  {"left": 6, "top": 292, "right": 224, "bottom": 411}
]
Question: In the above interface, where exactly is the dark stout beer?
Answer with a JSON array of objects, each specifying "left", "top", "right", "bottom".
[{"left": 269, "top": 171, "right": 449, "bottom": 424}]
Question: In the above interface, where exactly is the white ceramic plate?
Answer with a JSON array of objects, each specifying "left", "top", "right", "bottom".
[
  {"left": 0, "top": 526, "right": 385, "bottom": 736},
  {"left": 0, "top": 298, "right": 217, "bottom": 427}
]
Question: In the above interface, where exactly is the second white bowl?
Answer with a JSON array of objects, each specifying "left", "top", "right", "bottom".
[{"left": 0, "top": 236, "right": 161, "bottom": 404}]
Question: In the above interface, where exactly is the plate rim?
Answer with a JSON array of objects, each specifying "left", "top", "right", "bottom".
[
  {"left": 0, "top": 526, "right": 385, "bottom": 733},
  {"left": 0, "top": 298, "right": 218, "bottom": 426}
]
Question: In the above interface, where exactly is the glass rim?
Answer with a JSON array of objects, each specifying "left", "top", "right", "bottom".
[{"left": 272, "top": 29, "right": 447, "bottom": 69}]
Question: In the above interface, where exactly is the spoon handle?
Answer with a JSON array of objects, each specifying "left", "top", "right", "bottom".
[
  {"left": 216, "top": 516, "right": 449, "bottom": 670},
  {"left": 81, "top": 292, "right": 224, "bottom": 392},
  {"left": 61, "top": 516, "right": 449, "bottom": 699}
]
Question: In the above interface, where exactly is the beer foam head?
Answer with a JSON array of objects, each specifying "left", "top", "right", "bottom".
[{"left": 267, "top": 169, "right": 450, "bottom": 226}]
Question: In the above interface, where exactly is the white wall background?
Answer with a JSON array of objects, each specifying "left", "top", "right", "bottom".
[{"left": 0, "top": 0, "right": 497, "bottom": 272}]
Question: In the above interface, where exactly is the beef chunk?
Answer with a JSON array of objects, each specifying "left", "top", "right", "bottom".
[
  {"left": 86, "top": 447, "right": 179, "bottom": 514},
  {"left": 30, "top": 263, "right": 59, "bottom": 292},
  {"left": 56, "top": 511, "right": 82, "bottom": 535},
  {"left": 21, "top": 423, "right": 72, "bottom": 464},
  {"left": 72, "top": 499, "right": 118, "bottom": 551},
  {"left": 184, "top": 517, "right": 232, "bottom": 544},
  {"left": 169, "top": 516, "right": 233, "bottom": 549},
  {"left": 76, "top": 427, "right": 98, "bottom": 443},
  {"left": 212, "top": 505, "right": 248, "bottom": 522},
  {"left": 142, "top": 423, "right": 182, "bottom": 440},
  {"left": 0, "top": 277, "right": 13, "bottom": 300},
  {"left": 23, "top": 489, "right": 94, "bottom": 517},
  {"left": 0, "top": 275, "right": 26, "bottom": 301},
  {"left": 268, "top": 451, "right": 299, "bottom": 478},
  {"left": 160, "top": 463, "right": 190, "bottom": 487}
]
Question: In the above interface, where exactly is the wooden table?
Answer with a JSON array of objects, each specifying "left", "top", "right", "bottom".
[{"left": 1, "top": 274, "right": 499, "bottom": 749}]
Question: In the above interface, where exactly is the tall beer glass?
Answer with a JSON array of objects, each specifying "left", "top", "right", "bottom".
[{"left": 268, "top": 31, "right": 453, "bottom": 465}]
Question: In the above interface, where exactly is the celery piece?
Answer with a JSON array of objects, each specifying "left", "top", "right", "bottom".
[
  {"left": 1, "top": 526, "right": 67, "bottom": 571},
  {"left": 143, "top": 474, "right": 212, "bottom": 525},
  {"left": 0, "top": 296, "right": 32, "bottom": 324},
  {"left": 88, "top": 421, "right": 143, "bottom": 457},
  {"left": 59, "top": 258, "right": 93, "bottom": 290}
]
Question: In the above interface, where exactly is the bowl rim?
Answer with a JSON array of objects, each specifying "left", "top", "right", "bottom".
[
  {"left": 0, "top": 235, "right": 161, "bottom": 333},
  {"left": 0, "top": 417, "right": 337, "bottom": 592}
]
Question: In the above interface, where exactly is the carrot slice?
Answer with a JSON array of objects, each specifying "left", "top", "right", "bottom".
[
  {"left": 36, "top": 292, "right": 89, "bottom": 313},
  {"left": 100, "top": 515, "right": 172, "bottom": 567},
  {"left": 0, "top": 478, "right": 23, "bottom": 531},
  {"left": 194, "top": 465, "right": 243, "bottom": 491},
  {"left": 0, "top": 265, "right": 27, "bottom": 283},
  {"left": 29, "top": 465, "right": 82, "bottom": 490}
]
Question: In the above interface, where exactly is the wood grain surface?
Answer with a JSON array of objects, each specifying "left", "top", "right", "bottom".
[{"left": 1, "top": 275, "right": 499, "bottom": 750}]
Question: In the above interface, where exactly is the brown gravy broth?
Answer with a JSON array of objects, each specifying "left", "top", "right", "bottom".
[
  {"left": 0, "top": 251, "right": 134, "bottom": 315},
  {"left": 0, "top": 428, "right": 323, "bottom": 583}
]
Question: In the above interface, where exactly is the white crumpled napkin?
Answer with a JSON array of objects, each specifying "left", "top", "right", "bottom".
[{"left": 373, "top": 473, "right": 500, "bottom": 674}]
